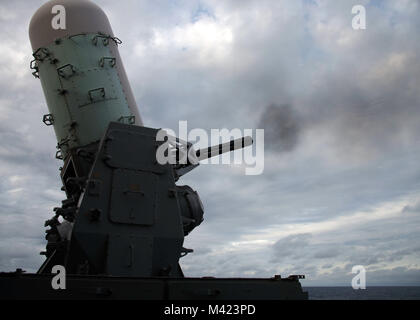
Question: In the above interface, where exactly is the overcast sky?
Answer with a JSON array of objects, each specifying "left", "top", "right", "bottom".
[{"left": 0, "top": 0, "right": 419, "bottom": 286}]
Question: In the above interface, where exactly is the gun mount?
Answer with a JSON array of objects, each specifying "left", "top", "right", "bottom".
[
  {"left": 0, "top": 0, "right": 307, "bottom": 300},
  {"left": 38, "top": 123, "right": 253, "bottom": 277}
]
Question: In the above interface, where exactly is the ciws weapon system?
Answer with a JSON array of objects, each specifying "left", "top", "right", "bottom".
[{"left": 0, "top": 0, "right": 307, "bottom": 300}]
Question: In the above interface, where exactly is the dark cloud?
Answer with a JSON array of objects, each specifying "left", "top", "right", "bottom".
[
  {"left": 258, "top": 104, "right": 301, "bottom": 152},
  {"left": 313, "top": 248, "right": 340, "bottom": 259}
]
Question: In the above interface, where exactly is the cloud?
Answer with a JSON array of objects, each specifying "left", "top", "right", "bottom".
[
  {"left": 258, "top": 104, "right": 301, "bottom": 152},
  {"left": 313, "top": 248, "right": 340, "bottom": 259},
  {"left": 272, "top": 233, "right": 312, "bottom": 259}
]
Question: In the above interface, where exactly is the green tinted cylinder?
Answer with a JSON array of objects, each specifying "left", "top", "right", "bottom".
[{"left": 29, "top": 0, "right": 142, "bottom": 159}]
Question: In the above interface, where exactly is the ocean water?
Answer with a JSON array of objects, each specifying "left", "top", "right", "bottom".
[{"left": 303, "top": 286, "right": 420, "bottom": 300}]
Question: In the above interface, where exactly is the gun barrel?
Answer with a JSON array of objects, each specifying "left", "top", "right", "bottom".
[{"left": 195, "top": 136, "right": 253, "bottom": 161}]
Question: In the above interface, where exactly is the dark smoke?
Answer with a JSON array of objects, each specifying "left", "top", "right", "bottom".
[{"left": 257, "top": 104, "right": 301, "bottom": 152}]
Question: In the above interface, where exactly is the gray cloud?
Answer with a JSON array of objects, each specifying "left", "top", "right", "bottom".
[
  {"left": 313, "top": 248, "right": 341, "bottom": 259},
  {"left": 258, "top": 104, "right": 301, "bottom": 152},
  {"left": 272, "top": 233, "right": 312, "bottom": 260}
]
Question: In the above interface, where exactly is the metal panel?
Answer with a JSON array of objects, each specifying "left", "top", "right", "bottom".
[
  {"left": 104, "top": 129, "right": 163, "bottom": 173},
  {"left": 106, "top": 234, "right": 153, "bottom": 277},
  {"left": 110, "top": 169, "right": 157, "bottom": 226}
]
